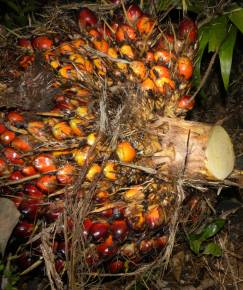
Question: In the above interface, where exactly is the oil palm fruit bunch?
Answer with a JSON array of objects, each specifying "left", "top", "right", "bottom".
[{"left": 1, "top": 1, "right": 235, "bottom": 280}]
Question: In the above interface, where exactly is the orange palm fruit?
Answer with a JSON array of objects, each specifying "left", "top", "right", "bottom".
[
  {"left": 69, "top": 118, "right": 84, "bottom": 136},
  {"left": 155, "top": 77, "right": 175, "bottom": 93},
  {"left": 52, "top": 122, "right": 73, "bottom": 140},
  {"left": 86, "top": 163, "right": 102, "bottom": 181},
  {"left": 119, "top": 44, "right": 135, "bottom": 59},
  {"left": 93, "top": 39, "right": 109, "bottom": 54},
  {"left": 177, "top": 56, "right": 193, "bottom": 80},
  {"left": 103, "top": 161, "right": 117, "bottom": 180},
  {"left": 116, "top": 24, "right": 137, "bottom": 42},
  {"left": 57, "top": 164, "right": 75, "bottom": 184},
  {"left": 116, "top": 141, "right": 136, "bottom": 162},
  {"left": 130, "top": 61, "right": 147, "bottom": 80},
  {"left": 137, "top": 16, "right": 155, "bottom": 35},
  {"left": 150, "top": 65, "right": 170, "bottom": 81},
  {"left": 141, "top": 77, "right": 156, "bottom": 92}
]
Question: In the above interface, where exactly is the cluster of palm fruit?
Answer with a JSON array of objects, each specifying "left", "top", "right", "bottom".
[{"left": 0, "top": 1, "right": 198, "bottom": 276}]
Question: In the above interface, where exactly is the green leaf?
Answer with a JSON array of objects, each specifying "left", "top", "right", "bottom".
[
  {"left": 200, "top": 219, "right": 225, "bottom": 241},
  {"left": 219, "top": 25, "right": 237, "bottom": 90},
  {"left": 203, "top": 242, "right": 222, "bottom": 257},
  {"left": 229, "top": 8, "right": 243, "bottom": 33},
  {"left": 189, "top": 239, "right": 202, "bottom": 255},
  {"left": 208, "top": 16, "right": 227, "bottom": 52},
  {"left": 193, "top": 25, "right": 210, "bottom": 87}
]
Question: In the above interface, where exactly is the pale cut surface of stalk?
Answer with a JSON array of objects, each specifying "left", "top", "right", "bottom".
[{"left": 141, "top": 117, "right": 235, "bottom": 181}]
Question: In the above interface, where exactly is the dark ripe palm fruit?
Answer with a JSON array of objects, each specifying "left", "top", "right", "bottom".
[
  {"left": 17, "top": 38, "right": 33, "bottom": 50},
  {"left": 177, "top": 56, "right": 193, "bottom": 80},
  {"left": 153, "top": 235, "right": 168, "bottom": 250},
  {"left": 32, "top": 36, "right": 53, "bottom": 50},
  {"left": 178, "top": 18, "right": 197, "bottom": 44},
  {"left": 90, "top": 221, "right": 109, "bottom": 242},
  {"left": 116, "top": 24, "right": 137, "bottom": 42},
  {"left": 139, "top": 239, "right": 153, "bottom": 255},
  {"left": 22, "top": 165, "right": 37, "bottom": 176},
  {"left": 127, "top": 4, "right": 143, "bottom": 24},
  {"left": 6, "top": 111, "right": 24, "bottom": 123},
  {"left": 145, "top": 205, "right": 165, "bottom": 229},
  {"left": 96, "top": 235, "right": 117, "bottom": 258},
  {"left": 0, "top": 122, "right": 6, "bottom": 134},
  {"left": 55, "top": 258, "right": 65, "bottom": 273},
  {"left": 177, "top": 95, "right": 195, "bottom": 110},
  {"left": 0, "top": 158, "right": 7, "bottom": 175},
  {"left": 36, "top": 175, "right": 57, "bottom": 193},
  {"left": 0, "top": 130, "right": 15, "bottom": 145},
  {"left": 57, "top": 164, "right": 75, "bottom": 184},
  {"left": 116, "top": 141, "right": 136, "bottom": 163},
  {"left": 45, "top": 207, "right": 63, "bottom": 223},
  {"left": 111, "top": 220, "right": 128, "bottom": 242},
  {"left": 14, "top": 220, "right": 34, "bottom": 238},
  {"left": 112, "top": 206, "right": 125, "bottom": 219},
  {"left": 3, "top": 147, "right": 24, "bottom": 165},
  {"left": 19, "top": 199, "right": 40, "bottom": 221},
  {"left": 136, "top": 15, "right": 155, "bottom": 35},
  {"left": 33, "top": 154, "right": 56, "bottom": 173},
  {"left": 10, "top": 170, "right": 24, "bottom": 180},
  {"left": 79, "top": 7, "right": 97, "bottom": 27},
  {"left": 107, "top": 260, "right": 124, "bottom": 273},
  {"left": 12, "top": 192, "right": 24, "bottom": 208},
  {"left": 24, "top": 184, "right": 45, "bottom": 199},
  {"left": 82, "top": 218, "right": 94, "bottom": 239},
  {"left": 11, "top": 136, "right": 32, "bottom": 152},
  {"left": 17, "top": 252, "right": 34, "bottom": 270},
  {"left": 19, "top": 55, "right": 35, "bottom": 69}
]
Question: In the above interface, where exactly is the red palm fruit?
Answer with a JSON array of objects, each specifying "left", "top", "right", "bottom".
[
  {"left": 97, "top": 234, "right": 117, "bottom": 258},
  {"left": 36, "top": 175, "right": 57, "bottom": 193},
  {"left": 32, "top": 36, "right": 53, "bottom": 50},
  {"left": 0, "top": 122, "right": 6, "bottom": 134},
  {"left": 82, "top": 218, "right": 93, "bottom": 239},
  {"left": 24, "top": 184, "right": 45, "bottom": 199},
  {"left": 116, "top": 141, "right": 136, "bottom": 162},
  {"left": 137, "top": 15, "right": 155, "bottom": 35},
  {"left": 0, "top": 130, "right": 15, "bottom": 145},
  {"left": 27, "top": 121, "right": 46, "bottom": 139},
  {"left": 154, "top": 50, "right": 176, "bottom": 65},
  {"left": 52, "top": 122, "right": 73, "bottom": 140},
  {"left": 90, "top": 221, "right": 109, "bottom": 242},
  {"left": 150, "top": 65, "right": 170, "bottom": 81},
  {"left": 3, "top": 147, "right": 24, "bottom": 165},
  {"left": 178, "top": 18, "right": 197, "bottom": 43},
  {"left": 93, "top": 39, "right": 109, "bottom": 54},
  {"left": 17, "top": 38, "right": 33, "bottom": 50},
  {"left": 97, "top": 24, "right": 112, "bottom": 39},
  {"left": 153, "top": 235, "right": 168, "bottom": 249},
  {"left": 7, "top": 111, "right": 24, "bottom": 123},
  {"left": 33, "top": 154, "right": 56, "bottom": 173},
  {"left": 111, "top": 22, "right": 119, "bottom": 33},
  {"left": 107, "top": 260, "right": 124, "bottom": 273},
  {"left": 157, "top": 33, "right": 174, "bottom": 50},
  {"left": 11, "top": 136, "right": 32, "bottom": 152},
  {"left": 127, "top": 4, "right": 143, "bottom": 24},
  {"left": 141, "top": 77, "right": 156, "bottom": 93},
  {"left": 145, "top": 205, "right": 165, "bottom": 229},
  {"left": 19, "top": 199, "right": 40, "bottom": 221},
  {"left": 22, "top": 165, "right": 37, "bottom": 176},
  {"left": 19, "top": 55, "right": 35, "bottom": 69},
  {"left": 14, "top": 220, "right": 33, "bottom": 238},
  {"left": 12, "top": 192, "right": 24, "bottom": 208},
  {"left": 45, "top": 207, "right": 63, "bottom": 223},
  {"left": 95, "top": 191, "right": 109, "bottom": 203},
  {"left": 79, "top": 7, "right": 97, "bottom": 27},
  {"left": 0, "top": 158, "right": 7, "bottom": 175},
  {"left": 177, "top": 95, "right": 195, "bottom": 110},
  {"left": 145, "top": 51, "right": 155, "bottom": 63},
  {"left": 177, "top": 56, "right": 193, "bottom": 80},
  {"left": 130, "top": 61, "right": 147, "bottom": 80},
  {"left": 155, "top": 77, "right": 175, "bottom": 94},
  {"left": 139, "top": 239, "right": 153, "bottom": 254},
  {"left": 111, "top": 220, "right": 128, "bottom": 242},
  {"left": 57, "top": 164, "right": 75, "bottom": 184},
  {"left": 116, "top": 24, "right": 137, "bottom": 42},
  {"left": 10, "top": 170, "right": 24, "bottom": 180},
  {"left": 85, "top": 245, "right": 99, "bottom": 267},
  {"left": 55, "top": 258, "right": 65, "bottom": 273},
  {"left": 100, "top": 207, "right": 113, "bottom": 218}
]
